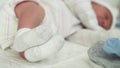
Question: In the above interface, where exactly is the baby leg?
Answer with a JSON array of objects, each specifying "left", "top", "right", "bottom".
[
  {"left": 14, "top": 1, "right": 45, "bottom": 58},
  {"left": 15, "top": 1, "right": 45, "bottom": 29},
  {"left": 13, "top": 1, "right": 64, "bottom": 61}
]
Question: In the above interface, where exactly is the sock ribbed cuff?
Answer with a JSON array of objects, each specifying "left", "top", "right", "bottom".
[{"left": 16, "top": 28, "right": 31, "bottom": 37}]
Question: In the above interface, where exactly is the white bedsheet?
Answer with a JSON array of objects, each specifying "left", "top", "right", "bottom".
[
  {"left": 67, "top": 29, "right": 120, "bottom": 47},
  {"left": 0, "top": 41, "right": 102, "bottom": 68}
]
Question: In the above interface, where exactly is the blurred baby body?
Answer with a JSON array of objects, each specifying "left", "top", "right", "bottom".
[{"left": 0, "top": 0, "right": 118, "bottom": 62}]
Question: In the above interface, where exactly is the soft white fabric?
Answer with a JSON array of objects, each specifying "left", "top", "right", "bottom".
[
  {"left": 0, "top": 0, "right": 7, "bottom": 9},
  {"left": 0, "top": 0, "right": 80, "bottom": 49},
  {"left": 63, "top": 0, "right": 104, "bottom": 30},
  {"left": 25, "top": 35, "right": 64, "bottom": 62},
  {"left": 0, "top": 1, "right": 18, "bottom": 50}
]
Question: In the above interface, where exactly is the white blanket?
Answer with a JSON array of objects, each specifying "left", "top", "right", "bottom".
[{"left": 0, "top": 29, "right": 120, "bottom": 68}]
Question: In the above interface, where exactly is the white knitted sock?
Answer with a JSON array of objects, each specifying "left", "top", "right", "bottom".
[
  {"left": 24, "top": 34, "right": 64, "bottom": 62},
  {"left": 12, "top": 25, "right": 54, "bottom": 52}
]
